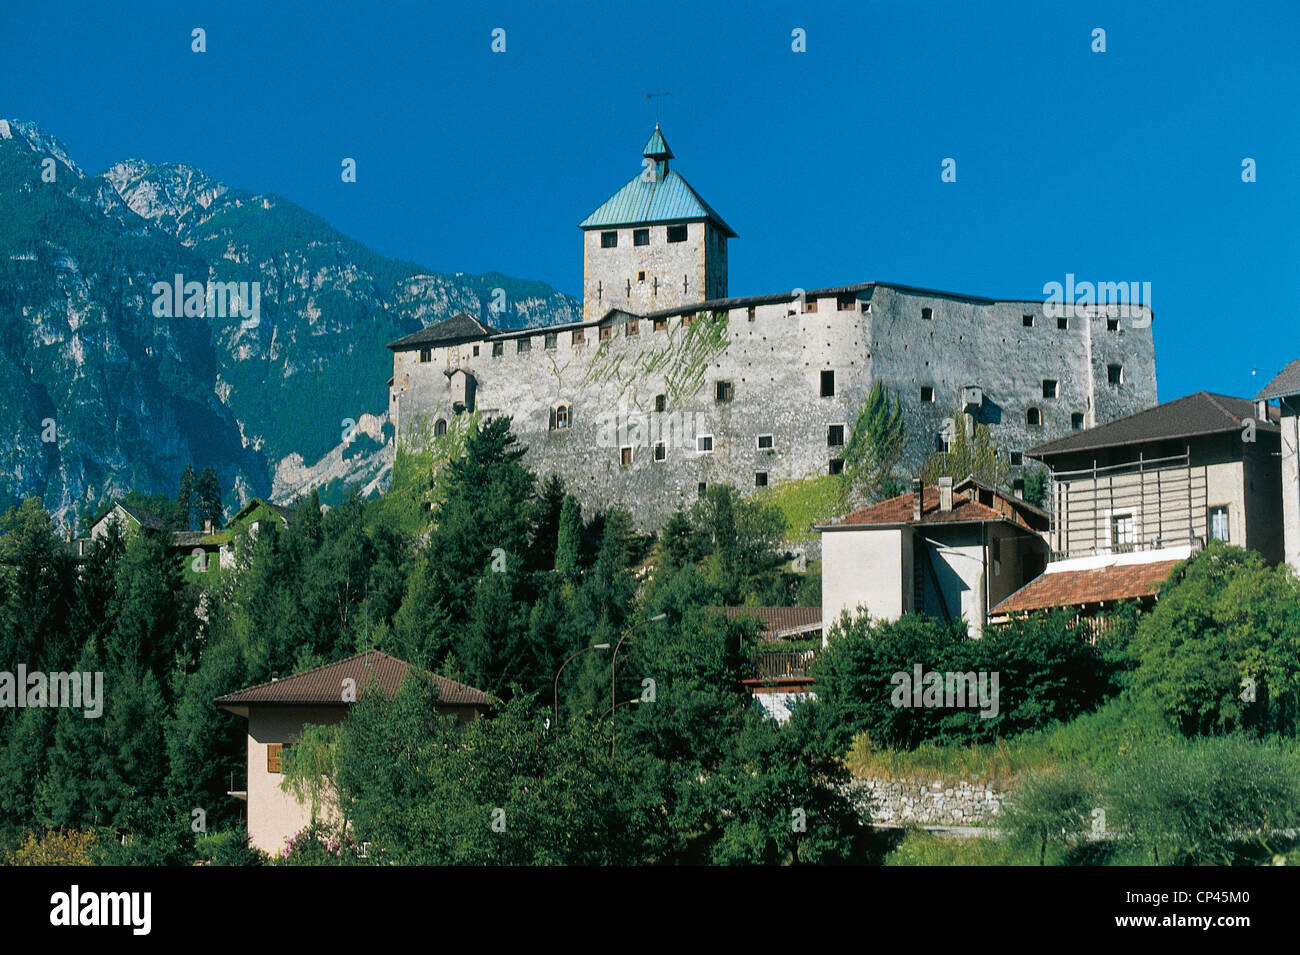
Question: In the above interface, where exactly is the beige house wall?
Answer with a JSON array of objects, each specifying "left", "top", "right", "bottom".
[
  {"left": 821, "top": 528, "right": 907, "bottom": 639},
  {"left": 245, "top": 705, "right": 348, "bottom": 855}
]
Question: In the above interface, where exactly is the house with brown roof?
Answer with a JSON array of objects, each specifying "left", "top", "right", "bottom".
[
  {"left": 215, "top": 651, "right": 490, "bottom": 854},
  {"left": 1254, "top": 360, "right": 1300, "bottom": 571},
  {"left": 717, "top": 607, "right": 823, "bottom": 722},
  {"left": 817, "top": 476, "right": 1050, "bottom": 638},
  {"left": 990, "top": 391, "right": 1283, "bottom": 629}
]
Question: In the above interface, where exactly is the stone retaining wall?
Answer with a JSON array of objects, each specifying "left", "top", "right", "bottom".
[{"left": 848, "top": 776, "right": 1005, "bottom": 827}]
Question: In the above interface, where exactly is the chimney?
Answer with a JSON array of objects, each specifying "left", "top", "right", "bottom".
[
  {"left": 939, "top": 476, "right": 954, "bottom": 512},
  {"left": 911, "top": 477, "right": 923, "bottom": 521}
]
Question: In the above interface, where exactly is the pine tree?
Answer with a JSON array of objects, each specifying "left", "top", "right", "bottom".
[
  {"left": 175, "top": 464, "right": 198, "bottom": 531},
  {"left": 554, "top": 495, "right": 583, "bottom": 577}
]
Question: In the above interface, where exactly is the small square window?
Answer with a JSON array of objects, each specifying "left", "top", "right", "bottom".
[
  {"left": 653, "top": 442, "right": 666, "bottom": 462},
  {"left": 1042, "top": 379, "right": 1058, "bottom": 399},
  {"left": 492, "top": 342, "right": 503, "bottom": 357},
  {"left": 921, "top": 307, "right": 933, "bottom": 321},
  {"left": 1071, "top": 412, "right": 1084, "bottom": 430},
  {"left": 820, "top": 370, "right": 835, "bottom": 397},
  {"left": 827, "top": 424, "right": 845, "bottom": 447},
  {"left": 654, "top": 394, "right": 666, "bottom": 413},
  {"left": 653, "top": 317, "right": 667, "bottom": 332},
  {"left": 517, "top": 338, "right": 531, "bottom": 353},
  {"left": 829, "top": 458, "right": 844, "bottom": 476},
  {"left": 1057, "top": 316, "right": 1069, "bottom": 330},
  {"left": 804, "top": 298, "right": 818, "bottom": 314},
  {"left": 472, "top": 345, "right": 479, "bottom": 356},
  {"left": 1027, "top": 407, "right": 1042, "bottom": 426},
  {"left": 599, "top": 325, "right": 611, "bottom": 341},
  {"left": 682, "top": 313, "right": 696, "bottom": 327},
  {"left": 572, "top": 329, "right": 586, "bottom": 346},
  {"left": 757, "top": 434, "right": 774, "bottom": 450},
  {"left": 419, "top": 347, "right": 431, "bottom": 363},
  {"left": 755, "top": 471, "right": 768, "bottom": 488},
  {"left": 1009, "top": 451, "right": 1023, "bottom": 466},
  {"left": 667, "top": 224, "right": 688, "bottom": 243},
  {"left": 747, "top": 306, "right": 756, "bottom": 322},
  {"left": 1022, "top": 314, "right": 1035, "bottom": 328},
  {"left": 544, "top": 332, "right": 557, "bottom": 350},
  {"left": 601, "top": 231, "right": 618, "bottom": 248},
  {"left": 1108, "top": 364, "right": 1123, "bottom": 385},
  {"left": 620, "top": 447, "right": 633, "bottom": 467},
  {"left": 715, "top": 381, "right": 733, "bottom": 403},
  {"left": 634, "top": 228, "right": 649, "bottom": 246},
  {"left": 625, "top": 321, "right": 638, "bottom": 336},
  {"left": 837, "top": 294, "right": 857, "bottom": 311},
  {"left": 698, "top": 482, "right": 707, "bottom": 496},
  {"left": 637, "top": 271, "right": 646, "bottom": 283},
  {"left": 920, "top": 386, "right": 934, "bottom": 403},
  {"left": 1107, "top": 317, "right": 1120, "bottom": 331},
  {"left": 697, "top": 435, "right": 714, "bottom": 454}
]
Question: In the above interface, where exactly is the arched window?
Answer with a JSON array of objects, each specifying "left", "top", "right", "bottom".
[
  {"left": 1026, "top": 407, "right": 1042, "bottom": 426},
  {"left": 550, "top": 404, "right": 571, "bottom": 431},
  {"left": 434, "top": 418, "right": 447, "bottom": 437}
]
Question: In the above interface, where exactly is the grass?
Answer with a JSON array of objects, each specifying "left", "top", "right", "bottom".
[{"left": 755, "top": 475, "right": 849, "bottom": 542}]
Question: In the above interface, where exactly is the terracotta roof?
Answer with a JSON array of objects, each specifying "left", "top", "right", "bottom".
[
  {"left": 1029, "top": 392, "right": 1278, "bottom": 459},
  {"left": 387, "top": 312, "right": 493, "bottom": 350},
  {"left": 818, "top": 486, "right": 1004, "bottom": 529},
  {"left": 721, "top": 606, "right": 822, "bottom": 638},
  {"left": 215, "top": 651, "right": 490, "bottom": 708},
  {"left": 992, "top": 559, "right": 1181, "bottom": 615},
  {"left": 1256, "top": 359, "right": 1300, "bottom": 401}
]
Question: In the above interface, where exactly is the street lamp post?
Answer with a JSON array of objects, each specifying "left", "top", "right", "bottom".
[
  {"left": 553, "top": 643, "right": 610, "bottom": 724},
  {"left": 610, "top": 612, "right": 667, "bottom": 756}
]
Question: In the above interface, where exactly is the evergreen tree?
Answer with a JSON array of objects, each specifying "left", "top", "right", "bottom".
[
  {"left": 554, "top": 495, "right": 583, "bottom": 577},
  {"left": 194, "top": 467, "right": 224, "bottom": 529},
  {"left": 175, "top": 464, "right": 198, "bottom": 531}
]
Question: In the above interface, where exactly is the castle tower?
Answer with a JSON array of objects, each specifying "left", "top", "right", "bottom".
[{"left": 579, "top": 125, "right": 734, "bottom": 322}]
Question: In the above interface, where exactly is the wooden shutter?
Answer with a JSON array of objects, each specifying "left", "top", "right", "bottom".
[{"left": 267, "top": 743, "right": 283, "bottom": 774}]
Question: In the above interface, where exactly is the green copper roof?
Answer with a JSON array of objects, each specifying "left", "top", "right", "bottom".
[{"left": 642, "top": 125, "right": 673, "bottom": 159}]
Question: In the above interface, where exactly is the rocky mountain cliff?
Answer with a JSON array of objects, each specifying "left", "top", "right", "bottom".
[{"left": 0, "top": 118, "right": 580, "bottom": 526}]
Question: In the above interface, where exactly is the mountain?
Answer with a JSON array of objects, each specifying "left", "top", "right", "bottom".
[{"left": 0, "top": 119, "right": 580, "bottom": 526}]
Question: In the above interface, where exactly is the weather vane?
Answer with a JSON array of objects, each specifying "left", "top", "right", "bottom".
[{"left": 647, "top": 90, "right": 669, "bottom": 123}]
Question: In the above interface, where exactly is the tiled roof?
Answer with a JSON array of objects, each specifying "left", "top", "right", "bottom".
[
  {"left": 1256, "top": 359, "right": 1300, "bottom": 400},
  {"left": 721, "top": 606, "right": 822, "bottom": 638},
  {"left": 387, "top": 312, "right": 493, "bottom": 350},
  {"left": 229, "top": 497, "right": 298, "bottom": 526},
  {"left": 818, "top": 486, "right": 1004, "bottom": 529},
  {"left": 113, "top": 502, "right": 168, "bottom": 531},
  {"left": 1029, "top": 392, "right": 1278, "bottom": 458},
  {"left": 214, "top": 651, "right": 490, "bottom": 708},
  {"left": 579, "top": 169, "right": 737, "bottom": 236},
  {"left": 992, "top": 559, "right": 1181, "bottom": 615}
]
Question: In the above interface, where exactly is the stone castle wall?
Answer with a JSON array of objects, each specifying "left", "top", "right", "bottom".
[{"left": 388, "top": 283, "right": 1158, "bottom": 531}]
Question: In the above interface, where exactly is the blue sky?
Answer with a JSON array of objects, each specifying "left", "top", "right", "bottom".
[{"left": 4, "top": 0, "right": 1297, "bottom": 403}]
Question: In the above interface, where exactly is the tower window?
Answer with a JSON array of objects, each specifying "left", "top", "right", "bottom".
[
  {"left": 653, "top": 317, "right": 667, "bottom": 332},
  {"left": 472, "top": 345, "right": 479, "bottom": 356},
  {"left": 1009, "top": 451, "right": 1023, "bottom": 466},
  {"left": 601, "top": 231, "right": 618, "bottom": 248},
  {"left": 625, "top": 321, "right": 638, "bottom": 336},
  {"left": 755, "top": 471, "right": 768, "bottom": 488},
  {"left": 1022, "top": 314, "right": 1035, "bottom": 327},
  {"left": 599, "top": 325, "right": 611, "bottom": 341},
  {"left": 1057, "top": 316, "right": 1069, "bottom": 330},
  {"left": 715, "top": 381, "right": 734, "bottom": 403},
  {"left": 747, "top": 306, "right": 756, "bottom": 322},
  {"left": 1107, "top": 317, "right": 1120, "bottom": 331},
  {"left": 654, "top": 394, "right": 666, "bottom": 412},
  {"left": 829, "top": 458, "right": 844, "bottom": 475},
  {"left": 1027, "top": 407, "right": 1042, "bottom": 426},
  {"left": 756, "top": 434, "right": 774, "bottom": 450},
  {"left": 419, "top": 347, "right": 432, "bottom": 363},
  {"left": 838, "top": 294, "right": 857, "bottom": 311},
  {"left": 921, "top": 307, "right": 933, "bottom": 321},
  {"left": 820, "top": 370, "right": 835, "bottom": 397},
  {"left": 620, "top": 446, "right": 633, "bottom": 467},
  {"left": 827, "top": 424, "right": 845, "bottom": 447},
  {"left": 697, "top": 434, "right": 714, "bottom": 454},
  {"left": 492, "top": 342, "right": 503, "bottom": 357},
  {"left": 1108, "top": 364, "right": 1124, "bottom": 385},
  {"left": 920, "top": 386, "right": 934, "bottom": 403},
  {"left": 1071, "top": 412, "right": 1084, "bottom": 430},
  {"left": 1042, "top": 379, "right": 1058, "bottom": 399},
  {"left": 637, "top": 271, "right": 646, "bottom": 283},
  {"left": 572, "top": 329, "right": 586, "bottom": 346},
  {"left": 653, "top": 442, "right": 666, "bottom": 462},
  {"left": 550, "top": 404, "right": 571, "bottom": 431},
  {"left": 633, "top": 228, "right": 649, "bottom": 246},
  {"left": 804, "top": 298, "right": 818, "bottom": 313},
  {"left": 544, "top": 332, "right": 557, "bottom": 350},
  {"left": 666, "top": 224, "right": 688, "bottom": 243},
  {"left": 517, "top": 337, "right": 531, "bottom": 353},
  {"left": 682, "top": 313, "right": 696, "bottom": 327},
  {"left": 434, "top": 419, "right": 447, "bottom": 437}
]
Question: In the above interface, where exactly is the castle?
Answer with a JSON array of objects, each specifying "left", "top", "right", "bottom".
[{"left": 387, "top": 126, "right": 1158, "bottom": 529}]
